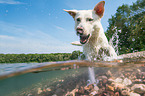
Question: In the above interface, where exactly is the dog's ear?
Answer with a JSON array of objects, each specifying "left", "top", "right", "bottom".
[
  {"left": 64, "top": 9, "right": 77, "bottom": 19},
  {"left": 93, "top": 1, "right": 105, "bottom": 18}
]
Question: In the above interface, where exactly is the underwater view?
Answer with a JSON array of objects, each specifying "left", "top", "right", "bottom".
[
  {"left": 0, "top": 52, "right": 145, "bottom": 96},
  {"left": 0, "top": 0, "right": 145, "bottom": 96}
]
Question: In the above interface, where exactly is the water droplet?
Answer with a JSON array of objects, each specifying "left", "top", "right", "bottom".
[
  {"left": 132, "top": 38, "right": 135, "bottom": 41},
  {"left": 118, "top": 30, "right": 121, "bottom": 33}
]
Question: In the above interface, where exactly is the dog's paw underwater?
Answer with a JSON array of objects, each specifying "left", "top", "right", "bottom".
[{"left": 64, "top": 1, "right": 119, "bottom": 61}]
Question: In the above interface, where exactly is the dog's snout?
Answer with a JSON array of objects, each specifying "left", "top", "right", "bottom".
[{"left": 76, "top": 27, "right": 84, "bottom": 35}]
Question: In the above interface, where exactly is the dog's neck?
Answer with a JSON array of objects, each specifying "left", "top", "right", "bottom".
[{"left": 88, "top": 23, "right": 104, "bottom": 45}]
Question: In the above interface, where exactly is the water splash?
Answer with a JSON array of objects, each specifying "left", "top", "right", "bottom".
[
  {"left": 109, "top": 27, "right": 121, "bottom": 56},
  {"left": 88, "top": 67, "right": 96, "bottom": 84},
  {"left": 87, "top": 27, "right": 123, "bottom": 84}
]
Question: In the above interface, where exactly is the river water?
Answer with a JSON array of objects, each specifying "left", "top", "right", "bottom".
[{"left": 0, "top": 59, "right": 145, "bottom": 96}]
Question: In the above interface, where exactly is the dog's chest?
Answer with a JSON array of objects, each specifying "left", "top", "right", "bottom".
[
  {"left": 83, "top": 40, "right": 109, "bottom": 60},
  {"left": 83, "top": 43, "right": 98, "bottom": 56}
]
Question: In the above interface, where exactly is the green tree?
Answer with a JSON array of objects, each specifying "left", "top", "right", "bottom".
[
  {"left": 70, "top": 50, "right": 82, "bottom": 60},
  {"left": 105, "top": 0, "right": 145, "bottom": 54},
  {"left": 0, "top": 53, "right": 72, "bottom": 63}
]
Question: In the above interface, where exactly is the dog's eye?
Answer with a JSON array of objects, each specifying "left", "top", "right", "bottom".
[
  {"left": 77, "top": 18, "right": 81, "bottom": 22},
  {"left": 87, "top": 18, "right": 93, "bottom": 22}
]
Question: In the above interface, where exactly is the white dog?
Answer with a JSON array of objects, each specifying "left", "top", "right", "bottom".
[{"left": 64, "top": 1, "right": 117, "bottom": 61}]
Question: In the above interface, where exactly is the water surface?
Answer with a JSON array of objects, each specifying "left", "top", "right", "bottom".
[{"left": 0, "top": 59, "right": 145, "bottom": 96}]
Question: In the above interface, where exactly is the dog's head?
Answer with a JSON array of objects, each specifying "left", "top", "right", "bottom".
[{"left": 64, "top": 1, "right": 105, "bottom": 44}]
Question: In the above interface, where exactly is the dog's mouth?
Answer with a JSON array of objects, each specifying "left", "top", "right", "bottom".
[{"left": 80, "top": 34, "right": 91, "bottom": 44}]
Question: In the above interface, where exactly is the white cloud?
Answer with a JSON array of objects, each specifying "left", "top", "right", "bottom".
[
  {"left": 0, "top": 21, "right": 82, "bottom": 54},
  {"left": 0, "top": 0, "right": 24, "bottom": 4},
  {"left": 55, "top": 25, "right": 65, "bottom": 31},
  {"left": 0, "top": 35, "right": 15, "bottom": 40},
  {"left": 0, "top": 38, "right": 82, "bottom": 54}
]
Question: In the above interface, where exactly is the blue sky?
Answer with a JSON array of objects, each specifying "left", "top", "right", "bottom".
[{"left": 0, "top": 0, "right": 137, "bottom": 54}]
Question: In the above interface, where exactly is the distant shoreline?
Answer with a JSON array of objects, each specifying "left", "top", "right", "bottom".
[{"left": 0, "top": 51, "right": 144, "bottom": 63}]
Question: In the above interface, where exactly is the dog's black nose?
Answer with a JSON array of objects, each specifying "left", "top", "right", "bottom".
[{"left": 76, "top": 27, "right": 83, "bottom": 35}]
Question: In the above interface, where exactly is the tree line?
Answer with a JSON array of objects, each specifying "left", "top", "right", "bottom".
[
  {"left": 0, "top": 51, "right": 82, "bottom": 63},
  {"left": 105, "top": 0, "right": 145, "bottom": 55}
]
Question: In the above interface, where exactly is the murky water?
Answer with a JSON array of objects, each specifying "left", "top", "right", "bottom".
[{"left": 0, "top": 59, "right": 145, "bottom": 96}]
